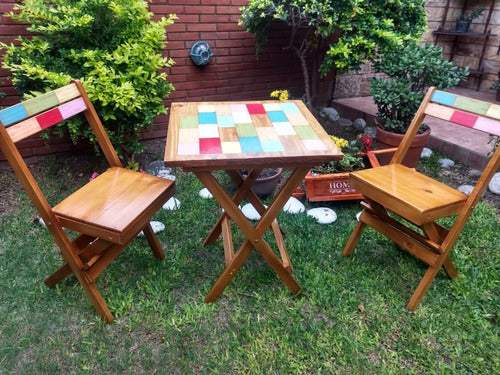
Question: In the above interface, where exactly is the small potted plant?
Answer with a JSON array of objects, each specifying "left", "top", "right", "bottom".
[
  {"left": 370, "top": 41, "right": 468, "bottom": 167},
  {"left": 455, "top": 8, "right": 484, "bottom": 33},
  {"left": 305, "top": 134, "right": 373, "bottom": 201}
]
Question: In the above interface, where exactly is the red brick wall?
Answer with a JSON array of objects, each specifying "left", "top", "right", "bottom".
[{"left": 0, "top": 0, "right": 307, "bottom": 159}]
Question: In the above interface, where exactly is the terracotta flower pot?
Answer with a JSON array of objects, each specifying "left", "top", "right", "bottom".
[{"left": 376, "top": 126, "right": 431, "bottom": 168}]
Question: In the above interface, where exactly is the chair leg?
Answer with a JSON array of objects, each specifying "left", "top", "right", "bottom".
[
  {"left": 79, "top": 277, "right": 114, "bottom": 323},
  {"left": 342, "top": 219, "right": 367, "bottom": 256},
  {"left": 407, "top": 264, "right": 443, "bottom": 311},
  {"left": 45, "top": 263, "right": 73, "bottom": 287},
  {"left": 442, "top": 256, "right": 458, "bottom": 279},
  {"left": 142, "top": 223, "right": 165, "bottom": 260}
]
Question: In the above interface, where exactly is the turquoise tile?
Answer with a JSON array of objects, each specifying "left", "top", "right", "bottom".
[
  {"left": 431, "top": 91, "right": 456, "bottom": 106},
  {"left": 261, "top": 140, "right": 284, "bottom": 152},
  {"left": 0, "top": 104, "right": 28, "bottom": 126},
  {"left": 240, "top": 136, "right": 263, "bottom": 153},
  {"left": 198, "top": 112, "right": 217, "bottom": 124},
  {"left": 280, "top": 103, "right": 300, "bottom": 113},
  {"left": 217, "top": 115, "right": 234, "bottom": 127},
  {"left": 267, "top": 110, "right": 288, "bottom": 122}
]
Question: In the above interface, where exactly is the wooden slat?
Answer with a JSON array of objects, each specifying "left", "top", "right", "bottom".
[
  {"left": 6, "top": 118, "right": 41, "bottom": 143},
  {"left": 23, "top": 92, "right": 59, "bottom": 117},
  {"left": 53, "top": 83, "right": 81, "bottom": 104}
]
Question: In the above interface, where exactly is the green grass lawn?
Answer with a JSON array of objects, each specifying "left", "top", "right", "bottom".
[{"left": 0, "top": 153, "right": 499, "bottom": 374}]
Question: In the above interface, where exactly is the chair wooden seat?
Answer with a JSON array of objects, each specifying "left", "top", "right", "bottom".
[
  {"left": 54, "top": 167, "right": 174, "bottom": 245},
  {"left": 343, "top": 87, "right": 500, "bottom": 311},
  {"left": 350, "top": 164, "right": 468, "bottom": 225},
  {"left": 0, "top": 80, "right": 175, "bottom": 322}
]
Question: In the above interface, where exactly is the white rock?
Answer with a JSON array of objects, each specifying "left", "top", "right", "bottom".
[
  {"left": 137, "top": 221, "right": 165, "bottom": 237},
  {"left": 364, "top": 126, "right": 377, "bottom": 138},
  {"left": 199, "top": 188, "right": 213, "bottom": 199},
  {"left": 438, "top": 158, "right": 455, "bottom": 168},
  {"left": 241, "top": 203, "right": 262, "bottom": 220},
  {"left": 356, "top": 211, "right": 362, "bottom": 221},
  {"left": 307, "top": 207, "right": 337, "bottom": 224},
  {"left": 163, "top": 197, "right": 181, "bottom": 210},
  {"left": 420, "top": 147, "right": 433, "bottom": 158},
  {"left": 337, "top": 118, "right": 353, "bottom": 127},
  {"left": 458, "top": 184, "right": 474, "bottom": 195},
  {"left": 320, "top": 107, "right": 340, "bottom": 121},
  {"left": 158, "top": 170, "right": 176, "bottom": 181},
  {"left": 488, "top": 172, "right": 500, "bottom": 195},
  {"left": 146, "top": 161, "right": 171, "bottom": 176},
  {"left": 282, "top": 197, "right": 305, "bottom": 214}
]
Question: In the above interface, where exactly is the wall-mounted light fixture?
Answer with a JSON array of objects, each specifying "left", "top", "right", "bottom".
[{"left": 190, "top": 41, "right": 213, "bottom": 66}]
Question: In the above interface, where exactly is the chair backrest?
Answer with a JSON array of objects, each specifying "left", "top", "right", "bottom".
[
  {"left": 391, "top": 87, "right": 500, "bottom": 235},
  {"left": 0, "top": 80, "right": 121, "bottom": 224}
]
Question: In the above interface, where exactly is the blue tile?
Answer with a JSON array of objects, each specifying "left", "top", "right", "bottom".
[
  {"left": 279, "top": 103, "right": 300, "bottom": 113},
  {"left": 240, "top": 136, "right": 263, "bottom": 153},
  {"left": 261, "top": 140, "right": 284, "bottom": 152},
  {"left": 198, "top": 112, "right": 217, "bottom": 124},
  {"left": 431, "top": 91, "right": 457, "bottom": 107},
  {"left": 0, "top": 104, "right": 28, "bottom": 126},
  {"left": 217, "top": 115, "right": 234, "bottom": 127},
  {"left": 267, "top": 110, "right": 288, "bottom": 122}
]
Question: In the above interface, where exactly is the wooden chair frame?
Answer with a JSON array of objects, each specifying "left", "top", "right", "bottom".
[
  {"left": 343, "top": 87, "right": 500, "bottom": 310},
  {"left": 0, "top": 80, "right": 175, "bottom": 322}
]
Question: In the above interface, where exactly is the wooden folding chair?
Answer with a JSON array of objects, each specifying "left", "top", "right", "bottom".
[
  {"left": 0, "top": 80, "right": 175, "bottom": 322},
  {"left": 343, "top": 87, "right": 500, "bottom": 310}
]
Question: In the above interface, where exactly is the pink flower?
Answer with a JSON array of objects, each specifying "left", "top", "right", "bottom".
[{"left": 89, "top": 172, "right": 99, "bottom": 181}]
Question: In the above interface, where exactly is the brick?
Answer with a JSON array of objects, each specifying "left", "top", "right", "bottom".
[
  {"left": 184, "top": 5, "right": 215, "bottom": 14},
  {"left": 200, "top": 14, "right": 230, "bottom": 23},
  {"left": 216, "top": 6, "right": 241, "bottom": 15},
  {"left": 187, "top": 24, "right": 217, "bottom": 32}
]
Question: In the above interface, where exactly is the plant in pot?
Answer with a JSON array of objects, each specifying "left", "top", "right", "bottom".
[
  {"left": 370, "top": 41, "right": 468, "bottom": 167},
  {"left": 455, "top": 8, "right": 484, "bottom": 33},
  {"left": 305, "top": 134, "right": 373, "bottom": 201}
]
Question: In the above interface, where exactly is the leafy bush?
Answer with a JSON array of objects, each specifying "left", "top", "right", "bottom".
[
  {"left": 1, "top": 0, "right": 176, "bottom": 159},
  {"left": 240, "top": 0, "right": 427, "bottom": 105},
  {"left": 370, "top": 42, "right": 468, "bottom": 134}
]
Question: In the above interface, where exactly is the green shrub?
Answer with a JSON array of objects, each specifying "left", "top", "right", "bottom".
[
  {"left": 1, "top": 0, "right": 176, "bottom": 159},
  {"left": 370, "top": 42, "right": 468, "bottom": 134},
  {"left": 240, "top": 0, "right": 427, "bottom": 105}
]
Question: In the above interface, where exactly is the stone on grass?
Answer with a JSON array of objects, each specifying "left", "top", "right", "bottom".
[
  {"left": 282, "top": 197, "right": 305, "bottom": 214},
  {"left": 356, "top": 211, "right": 362, "bottom": 221},
  {"left": 458, "top": 184, "right": 474, "bottom": 195},
  {"left": 353, "top": 118, "right": 366, "bottom": 131},
  {"left": 157, "top": 169, "right": 176, "bottom": 181},
  {"left": 488, "top": 172, "right": 500, "bottom": 195},
  {"left": 241, "top": 203, "right": 261, "bottom": 220},
  {"left": 438, "top": 158, "right": 455, "bottom": 168},
  {"left": 146, "top": 160, "right": 171, "bottom": 176},
  {"left": 420, "top": 147, "right": 433, "bottom": 158},
  {"left": 163, "top": 197, "right": 181, "bottom": 210},
  {"left": 307, "top": 207, "right": 337, "bottom": 224},
  {"left": 320, "top": 107, "right": 340, "bottom": 121},
  {"left": 337, "top": 118, "right": 353, "bottom": 128},
  {"left": 137, "top": 221, "right": 165, "bottom": 237},
  {"left": 199, "top": 188, "right": 213, "bottom": 199}
]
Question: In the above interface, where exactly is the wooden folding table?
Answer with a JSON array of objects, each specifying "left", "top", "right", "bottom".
[{"left": 164, "top": 100, "right": 342, "bottom": 302}]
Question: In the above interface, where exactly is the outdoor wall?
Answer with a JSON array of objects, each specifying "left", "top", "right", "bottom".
[
  {"left": 0, "top": 0, "right": 308, "bottom": 159},
  {"left": 335, "top": 0, "right": 500, "bottom": 98}
]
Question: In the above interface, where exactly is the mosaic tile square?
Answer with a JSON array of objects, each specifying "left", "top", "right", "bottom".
[
  {"left": 280, "top": 102, "right": 300, "bottom": 113},
  {"left": 261, "top": 140, "right": 285, "bottom": 152},
  {"left": 221, "top": 141, "right": 242, "bottom": 154},
  {"left": 199, "top": 124, "right": 219, "bottom": 138},
  {"left": 217, "top": 115, "right": 234, "bottom": 127},
  {"left": 267, "top": 110, "right": 288, "bottom": 122},
  {"left": 180, "top": 115, "right": 199, "bottom": 128},
  {"left": 235, "top": 123, "right": 258, "bottom": 137},
  {"left": 273, "top": 122, "right": 296, "bottom": 136},
  {"left": 232, "top": 111, "right": 252, "bottom": 124},
  {"left": 294, "top": 125, "right": 318, "bottom": 139},
  {"left": 200, "top": 138, "right": 222, "bottom": 154},
  {"left": 239, "top": 136, "right": 263, "bottom": 153},
  {"left": 302, "top": 139, "right": 328, "bottom": 151},
  {"left": 177, "top": 142, "right": 199, "bottom": 155},
  {"left": 198, "top": 112, "right": 217, "bottom": 124}
]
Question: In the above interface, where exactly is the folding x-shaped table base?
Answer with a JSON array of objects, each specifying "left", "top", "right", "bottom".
[{"left": 193, "top": 166, "right": 311, "bottom": 302}]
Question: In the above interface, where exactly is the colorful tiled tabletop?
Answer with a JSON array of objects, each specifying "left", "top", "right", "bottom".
[{"left": 165, "top": 100, "right": 342, "bottom": 170}]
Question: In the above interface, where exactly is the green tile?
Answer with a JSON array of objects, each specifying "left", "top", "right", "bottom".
[
  {"left": 180, "top": 116, "right": 199, "bottom": 128},
  {"left": 454, "top": 96, "right": 490, "bottom": 115},
  {"left": 294, "top": 125, "right": 318, "bottom": 140},
  {"left": 23, "top": 92, "right": 59, "bottom": 116},
  {"left": 235, "top": 123, "right": 257, "bottom": 137}
]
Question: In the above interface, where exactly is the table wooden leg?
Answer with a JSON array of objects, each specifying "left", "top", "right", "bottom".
[{"left": 195, "top": 168, "right": 310, "bottom": 302}]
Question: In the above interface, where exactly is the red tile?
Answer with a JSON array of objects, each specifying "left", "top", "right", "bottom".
[
  {"left": 199, "top": 138, "right": 222, "bottom": 154},
  {"left": 36, "top": 108, "right": 63, "bottom": 129},
  {"left": 450, "top": 110, "right": 477, "bottom": 128},
  {"left": 246, "top": 103, "right": 266, "bottom": 115}
]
